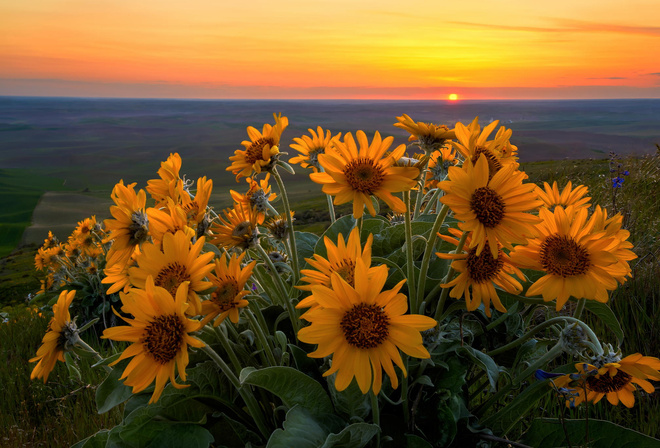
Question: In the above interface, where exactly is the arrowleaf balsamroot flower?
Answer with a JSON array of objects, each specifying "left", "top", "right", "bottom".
[
  {"left": 104, "top": 180, "right": 149, "bottom": 264},
  {"left": 298, "top": 259, "right": 436, "bottom": 394},
  {"left": 553, "top": 353, "right": 660, "bottom": 408},
  {"left": 439, "top": 154, "right": 542, "bottom": 259},
  {"left": 290, "top": 126, "right": 341, "bottom": 172},
  {"left": 536, "top": 181, "right": 591, "bottom": 211},
  {"left": 227, "top": 113, "right": 288, "bottom": 181},
  {"left": 310, "top": 131, "right": 419, "bottom": 218},
  {"left": 30, "top": 290, "right": 77, "bottom": 383},
  {"left": 102, "top": 278, "right": 205, "bottom": 404},
  {"left": 393, "top": 114, "right": 455, "bottom": 151}
]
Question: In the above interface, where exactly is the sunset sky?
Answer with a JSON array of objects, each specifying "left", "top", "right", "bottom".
[{"left": 1, "top": 0, "right": 659, "bottom": 99}]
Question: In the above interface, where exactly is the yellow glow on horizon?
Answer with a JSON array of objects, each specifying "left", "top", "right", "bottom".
[
  {"left": 448, "top": 94, "right": 459, "bottom": 101},
  {"left": 1, "top": 0, "right": 659, "bottom": 99}
]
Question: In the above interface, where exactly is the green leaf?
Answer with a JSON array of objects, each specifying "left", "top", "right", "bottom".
[
  {"left": 457, "top": 346, "right": 500, "bottom": 392},
  {"left": 405, "top": 434, "right": 433, "bottom": 448},
  {"left": 360, "top": 216, "right": 390, "bottom": 240},
  {"left": 64, "top": 352, "right": 82, "bottom": 382},
  {"left": 96, "top": 365, "right": 133, "bottom": 414},
  {"left": 295, "top": 231, "right": 320, "bottom": 268},
  {"left": 585, "top": 301, "right": 625, "bottom": 344},
  {"left": 434, "top": 402, "right": 458, "bottom": 447},
  {"left": 206, "top": 412, "right": 262, "bottom": 448},
  {"left": 314, "top": 215, "right": 356, "bottom": 259},
  {"left": 320, "top": 422, "right": 379, "bottom": 448},
  {"left": 522, "top": 418, "right": 660, "bottom": 448},
  {"left": 267, "top": 406, "right": 328, "bottom": 448},
  {"left": 118, "top": 408, "right": 214, "bottom": 448},
  {"left": 241, "top": 366, "right": 334, "bottom": 416},
  {"left": 326, "top": 374, "right": 371, "bottom": 420},
  {"left": 71, "top": 429, "right": 110, "bottom": 448}
]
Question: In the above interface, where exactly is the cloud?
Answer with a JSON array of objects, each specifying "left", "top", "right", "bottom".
[
  {"left": 449, "top": 19, "right": 660, "bottom": 37},
  {"left": 588, "top": 77, "right": 627, "bottom": 80},
  {"left": 648, "top": 73, "right": 660, "bottom": 76}
]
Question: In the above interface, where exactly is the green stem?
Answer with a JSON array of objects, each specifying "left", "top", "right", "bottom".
[
  {"left": 412, "top": 159, "right": 431, "bottom": 219},
  {"left": 477, "top": 343, "right": 564, "bottom": 419},
  {"left": 486, "top": 316, "right": 603, "bottom": 357},
  {"left": 573, "top": 298, "right": 586, "bottom": 320},
  {"left": 213, "top": 324, "right": 243, "bottom": 373},
  {"left": 272, "top": 168, "right": 299, "bottom": 285},
  {"left": 255, "top": 243, "right": 300, "bottom": 334},
  {"left": 416, "top": 204, "right": 449, "bottom": 313},
  {"left": 403, "top": 191, "right": 417, "bottom": 305},
  {"left": 433, "top": 231, "right": 468, "bottom": 321},
  {"left": 370, "top": 391, "right": 381, "bottom": 448},
  {"left": 201, "top": 344, "right": 270, "bottom": 439},
  {"left": 401, "top": 355, "right": 410, "bottom": 426},
  {"left": 246, "top": 309, "right": 277, "bottom": 366},
  {"left": 73, "top": 338, "right": 112, "bottom": 373},
  {"left": 326, "top": 194, "right": 336, "bottom": 223},
  {"left": 421, "top": 188, "right": 441, "bottom": 215}
]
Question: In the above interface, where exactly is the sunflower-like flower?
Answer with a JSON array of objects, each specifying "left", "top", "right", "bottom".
[
  {"left": 298, "top": 259, "right": 437, "bottom": 394},
  {"left": 128, "top": 230, "right": 214, "bottom": 315},
  {"left": 310, "top": 131, "right": 419, "bottom": 218},
  {"left": 227, "top": 113, "right": 288, "bottom": 181},
  {"left": 210, "top": 205, "right": 260, "bottom": 251},
  {"left": 425, "top": 147, "right": 459, "bottom": 191},
  {"left": 439, "top": 154, "right": 542, "bottom": 258},
  {"left": 102, "top": 278, "right": 204, "bottom": 404},
  {"left": 553, "top": 353, "right": 660, "bottom": 408},
  {"left": 147, "top": 153, "right": 183, "bottom": 208},
  {"left": 102, "top": 247, "right": 140, "bottom": 295},
  {"left": 30, "top": 290, "right": 77, "bottom": 382},
  {"left": 147, "top": 198, "right": 196, "bottom": 246},
  {"left": 393, "top": 114, "right": 456, "bottom": 152},
  {"left": 536, "top": 181, "right": 591, "bottom": 211},
  {"left": 200, "top": 252, "right": 256, "bottom": 327},
  {"left": 104, "top": 180, "right": 149, "bottom": 263},
  {"left": 437, "top": 228, "right": 525, "bottom": 317},
  {"left": 290, "top": 126, "right": 341, "bottom": 172},
  {"left": 230, "top": 175, "right": 277, "bottom": 224},
  {"left": 589, "top": 206, "right": 636, "bottom": 283},
  {"left": 510, "top": 206, "right": 636, "bottom": 310},
  {"left": 264, "top": 211, "right": 295, "bottom": 241},
  {"left": 179, "top": 176, "right": 213, "bottom": 232},
  {"left": 451, "top": 117, "right": 519, "bottom": 179}
]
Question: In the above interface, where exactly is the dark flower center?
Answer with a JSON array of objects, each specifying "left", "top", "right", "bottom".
[
  {"left": 155, "top": 262, "right": 191, "bottom": 297},
  {"left": 211, "top": 279, "right": 240, "bottom": 312},
  {"left": 470, "top": 187, "right": 506, "bottom": 228},
  {"left": 344, "top": 158, "right": 385, "bottom": 194},
  {"left": 540, "top": 235, "right": 591, "bottom": 277},
  {"left": 245, "top": 137, "right": 276, "bottom": 165},
  {"left": 341, "top": 303, "right": 390, "bottom": 349},
  {"left": 334, "top": 259, "right": 356, "bottom": 287},
  {"left": 129, "top": 211, "right": 150, "bottom": 245},
  {"left": 586, "top": 369, "right": 632, "bottom": 393},
  {"left": 142, "top": 314, "right": 185, "bottom": 364},
  {"left": 471, "top": 147, "right": 502, "bottom": 179},
  {"left": 466, "top": 245, "right": 504, "bottom": 282}
]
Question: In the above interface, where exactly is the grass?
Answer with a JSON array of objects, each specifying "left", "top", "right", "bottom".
[{"left": 1, "top": 152, "right": 659, "bottom": 446}]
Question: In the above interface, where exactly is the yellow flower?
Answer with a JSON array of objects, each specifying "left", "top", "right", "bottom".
[
  {"left": 289, "top": 126, "right": 341, "bottom": 172},
  {"left": 102, "top": 247, "right": 140, "bottom": 295},
  {"left": 147, "top": 153, "right": 183, "bottom": 208},
  {"left": 104, "top": 180, "right": 149, "bottom": 263},
  {"left": 230, "top": 175, "right": 277, "bottom": 224},
  {"left": 263, "top": 211, "right": 294, "bottom": 241},
  {"left": 128, "top": 230, "right": 214, "bottom": 315},
  {"left": 451, "top": 117, "right": 519, "bottom": 179},
  {"left": 437, "top": 228, "right": 525, "bottom": 317},
  {"left": 200, "top": 252, "right": 256, "bottom": 327},
  {"left": 510, "top": 206, "right": 636, "bottom": 310},
  {"left": 30, "top": 290, "right": 76, "bottom": 382},
  {"left": 310, "top": 131, "right": 419, "bottom": 218},
  {"left": 179, "top": 176, "right": 213, "bottom": 232},
  {"left": 554, "top": 353, "right": 660, "bottom": 408},
  {"left": 439, "top": 154, "right": 542, "bottom": 259},
  {"left": 147, "top": 198, "right": 196, "bottom": 246},
  {"left": 298, "top": 259, "right": 436, "bottom": 394},
  {"left": 102, "top": 278, "right": 205, "bottom": 404},
  {"left": 393, "top": 114, "right": 455, "bottom": 151},
  {"left": 589, "top": 205, "right": 637, "bottom": 283},
  {"left": 227, "top": 113, "right": 288, "bottom": 181},
  {"left": 424, "top": 147, "right": 459, "bottom": 191},
  {"left": 210, "top": 205, "right": 260, "bottom": 251},
  {"left": 536, "top": 181, "right": 591, "bottom": 211}
]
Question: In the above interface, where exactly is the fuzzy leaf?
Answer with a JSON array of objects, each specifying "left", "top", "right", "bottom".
[
  {"left": 320, "top": 422, "right": 379, "bottom": 448},
  {"left": 585, "top": 301, "right": 624, "bottom": 344},
  {"left": 96, "top": 365, "right": 133, "bottom": 414}
]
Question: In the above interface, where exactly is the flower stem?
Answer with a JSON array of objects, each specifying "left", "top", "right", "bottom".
[
  {"left": 201, "top": 344, "right": 270, "bottom": 439},
  {"left": 254, "top": 244, "right": 300, "bottom": 334},
  {"left": 245, "top": 309, "right": 277, "bottom": 366},
  {"left": 272, "top": 167, "right": 299, "bottom": 285},
  {"left": 212, "top": 324, "right": 244, "bottom": 373},
  {"left": 416, "top": 204, "right": 449, "bottom": 313},
  {"left": 326, "top": 194, "right": 336, "bottom": 223},
  {"left": 433, "top": 231, "right": 468, "bottom": 321},
  {"left": 370, "top": 391, "right": 381, "bottom": 448},
  {"left": 573, "top": 298, "right": 586, "bottom": 320},
  {"left": 403, "top": 191, "right": 417, "bottom": 304},
  {"left": 73, "top": 337, "right": 112, "bottom": 373}
]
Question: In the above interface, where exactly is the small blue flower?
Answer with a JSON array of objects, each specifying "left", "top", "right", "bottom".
[
  {"left": 535, "top": 369, "right": 564, "bottom": 380},
  {"left": 612, "top": 177, "right": 624, "bottom": 188},
  {"left": 623, "top": 170, "right": 630, "bottom": 176}
]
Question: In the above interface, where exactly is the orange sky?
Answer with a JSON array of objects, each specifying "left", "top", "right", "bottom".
[{"left": 1, "top": 0, "right": 659, "bottom": 99}]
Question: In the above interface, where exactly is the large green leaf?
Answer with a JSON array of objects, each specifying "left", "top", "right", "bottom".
[
  {"left": 405, "top": 434, "right": 433, "bottom": 448},
  {"left": 326, "top": 374, "right": 371, "bottom": 420},
  {"left": 266, "top": 406, "right": 328, "bottom": 448},
  {"left": 295, "top": 231, "right": 320, "bottom": 269},
  {"left": 206, "top": 412, "right": 262, "bottom": 448},
  {"left": 457, "top": 346, "right": 500, "bottom": 392},
  {"left": 522, "top": 418, "right": 660, "bottom": 448},
  {"left": 314, "top": 215, "right": 356, "bottom": 258},
  {"left": 360, "top": 216, "right": 390, "bottom": 241},
  {"left": 96, "top": 365, "right": 133, "bottom": 414},
  {"left": 240, "top": 366, "right": 334, "bottom": 416},
  {"left": 71, "top": 430, "right": 110, "bottom": 448},
  {"left": 585, "top": 301, "right": 625, "bottom": 344},
  {"left": 118, "top": 407, "right": 214, "bottom": 448},
  {"left": 320, "top": 423, "right": 379, "bottom": 448}
]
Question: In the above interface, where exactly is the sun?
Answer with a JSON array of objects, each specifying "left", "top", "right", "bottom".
[{"left": 448, "top": 93, "right": 459, "bottom": 101}]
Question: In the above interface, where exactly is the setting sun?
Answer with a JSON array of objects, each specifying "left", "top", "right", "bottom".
[{"left": 448, "top": 94, "right": 459, "bottom": 101}]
